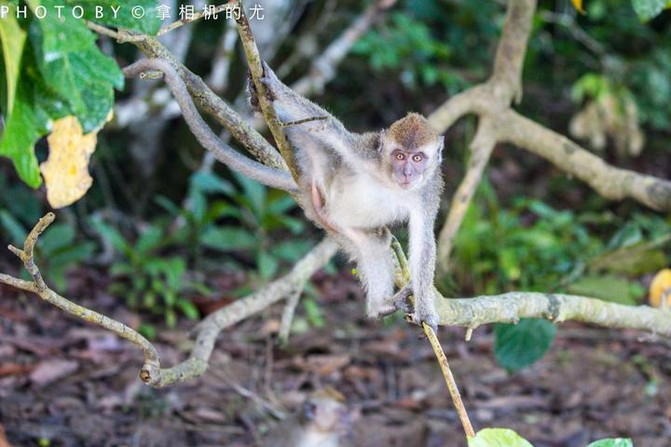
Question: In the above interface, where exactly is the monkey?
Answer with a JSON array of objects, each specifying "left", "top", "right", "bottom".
[
  {"left": 249, "top": 62, "right": 444, "bottom": 331},
  {"left": 264, "top": 387, "right": 352, "bottom": 447}
]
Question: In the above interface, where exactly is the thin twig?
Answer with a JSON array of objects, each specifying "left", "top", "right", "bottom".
[
  {"left": 158, "top": 4, "right": 234, "bottom": 37},
  {"left": 233, "top": 0, "right": 301, "bottom": 183},
  {"left": 422, "top": 322, "right": 475, "bottom": 438}
]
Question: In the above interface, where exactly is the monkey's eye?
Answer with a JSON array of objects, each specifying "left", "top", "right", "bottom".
[
  {"left": 412, "top": 154, "right": 424, "bottom": 163},
  {"left": 395, "top": 153, "right": 405, "bottom": 161}
]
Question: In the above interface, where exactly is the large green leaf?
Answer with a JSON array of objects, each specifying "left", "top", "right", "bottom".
[
  {"left": 0, "top": 78, "right": 44, "bottom": 187},
  {"left": 587, "top": 439, "right": 634, "bottom": 447},
  {"left": 0, "top": 4, "right": 27, "bottom": 113},
  {"left": 631, "top": 0, "right": 668, "bottom": 21},
  {"left": 468, "top": 428, "right": 534, "bottom": 447},
  {"left": 29, "top": 9, "right": 123, "bottom": 132},
  {"left": 495, "top": 319, "right": 556, "bottom": 371},
  {"left": 73, "top": 0, "right": 162, "bottom": 35}
]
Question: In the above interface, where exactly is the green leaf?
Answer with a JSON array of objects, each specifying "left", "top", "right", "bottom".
[
  {"left": 0, "top": 79, "right": 43, "bottom": 187},
  {"left": 468, "top": 428, "right": 534, "bottom": 447},
  {"left": 136, "top": 225, "right": 164, "bottom": 255},
  {"left": 257, "top": 251, "right": 278, "bottom": 280},
  {"left": 0, "top": 4, "right": 27, "bottom": 113},
  {"left": 0, "top": 210, "right": 27, "bottom": 245},
  {"left": 568, "top": 275, "right": 642, "bottom": 305},
  {"left": 587, "top": 439, "right": 634, "bottom": 447},
  {"left": 191, "top": 171, "right": 235, "bottom": 195},
  {"left": 72, "top": 0, "right": 162, "bottom": 35},
  {"left": 177, "top": 299, "right": 200, "bottom": 320},
  {"left": 39, "top": 223, "right": 75, "bottom": 254},
  {"left": 631, "top": 0, "right": 667, "bottom": 21},
  {"left": 495, "top": 319, "right": 556, "bottom": 371},
  {"left": 200, "top": 226, "right": 257, "bottom": 251}
]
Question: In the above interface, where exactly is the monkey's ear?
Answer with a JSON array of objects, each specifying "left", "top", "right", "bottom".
[{"left": 377, "top": 130, "right": 388, "bottom": 153}]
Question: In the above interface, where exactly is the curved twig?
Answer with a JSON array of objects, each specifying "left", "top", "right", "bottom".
[{"left": 122, "top": 58, "right": 297, "bottom": 193}]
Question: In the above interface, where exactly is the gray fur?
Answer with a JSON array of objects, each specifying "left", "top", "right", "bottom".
[{"left": 253, "top": 62, "right": 444, "bottom": 329}]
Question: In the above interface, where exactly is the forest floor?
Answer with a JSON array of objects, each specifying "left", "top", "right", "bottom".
[{"left": 1, "top": 266, "right": 670, "bottom": 447}]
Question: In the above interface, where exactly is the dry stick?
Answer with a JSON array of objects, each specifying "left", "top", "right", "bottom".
[
  {"left": 422, "top": 322, "right": 475, "bottom": 438},
  {"left": 391, "top": 237, "right": 474, "bottom": 439}
]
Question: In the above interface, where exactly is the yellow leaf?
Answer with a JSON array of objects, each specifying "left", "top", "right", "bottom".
[
  {"left": 40, "top": 115, "right": 110, "bottom": 209},
  {"left": 649, "top": 268, "right": 671, "bottom": 310},
  {"left": 571, "top": 0, "right": 585, "bottom": 14}
]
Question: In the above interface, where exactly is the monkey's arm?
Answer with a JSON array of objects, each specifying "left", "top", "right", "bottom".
[
  {"left": 255, "top": 62, "right": 377, "bottom": 167},
  {"left": 407, "top": 205, "right": 440, "bottom": 331}
]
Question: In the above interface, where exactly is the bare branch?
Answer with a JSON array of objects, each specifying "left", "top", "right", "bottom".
[
  {"left": 158, "top": 4, "right": 233, "bottom": 37},
  {"left": 132, "top": 37, "right": 288, "bottom": 171},
  {"left": 498, "top": 110, "right": 671, "bottom": 211},
  {"left": 0, "top": 215, "right": 161, "bottom": 382},
  {"left": 435, "top": 292, "right": 671, "bottom": 336},
  {"left": 122, "top": 58, "right": 297, "bottom": 193}
]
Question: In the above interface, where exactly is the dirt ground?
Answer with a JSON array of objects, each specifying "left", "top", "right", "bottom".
[{"left": 1, "top": 269, "right": 670, "bottom": 447}]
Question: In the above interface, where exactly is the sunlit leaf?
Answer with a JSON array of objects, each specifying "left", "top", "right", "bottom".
[{"left": 468, "top": 428, "right": 534, "bottom": 447}]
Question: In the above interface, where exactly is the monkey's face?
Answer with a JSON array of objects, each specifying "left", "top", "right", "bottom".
[
  {"left": 390, "top": 148, "right": 429, "bottom": 189},
  {"left": 387, "top": 139, "right": 442, "bottom": 190}
]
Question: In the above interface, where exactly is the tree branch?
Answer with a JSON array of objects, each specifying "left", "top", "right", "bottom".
[
  {"left": 233, "top": 0, "right": 301, "bottom": 184},
  {"left": 132, "top": 37, "right": 288, "bottom": 171},
  {"left": 435, "top": 292, "right": 671, "bottom": 336},
  {"left": 122, "top": 58, "right": 297, "bottom": 193},
  {"left": 499, "top": 110, "right": 671, "bottom": 211}
]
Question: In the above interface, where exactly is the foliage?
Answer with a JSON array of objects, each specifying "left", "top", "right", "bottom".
[
  {"left": 0, "top": 0, "right": 159, "bottom": 187},
  {"left": 91, "top": 216, "right": 200, "bottom": 329},
  {"left": 494, "top": 319, "right": 557, "bottom": 372},
  {"left": 195, "top": 171, "right": 310, "bottom": 282}
]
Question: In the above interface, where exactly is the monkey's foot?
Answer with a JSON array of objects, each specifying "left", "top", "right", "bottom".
[{"left": 391, "top": 285, "right": 413, "bottom": 313}]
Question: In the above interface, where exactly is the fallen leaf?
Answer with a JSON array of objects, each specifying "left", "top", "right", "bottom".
[
  {"left": 41, "top": 114, "right": 111, "bottom": 209},
  {"left": 29, "top": 359, "right": 79, "bottom": 387}
]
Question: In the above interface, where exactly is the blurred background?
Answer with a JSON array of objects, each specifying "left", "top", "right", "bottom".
[{"left": 0, "top": 0, "right": 670, "bottom": 446}]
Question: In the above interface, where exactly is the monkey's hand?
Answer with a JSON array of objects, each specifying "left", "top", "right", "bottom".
[{"left": 393, "top": 286, "right": 439, "bottom": 333}]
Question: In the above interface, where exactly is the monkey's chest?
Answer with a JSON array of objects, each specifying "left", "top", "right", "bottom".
[{"left": 326, "top": 176, "right": 409, "bottom": 228}]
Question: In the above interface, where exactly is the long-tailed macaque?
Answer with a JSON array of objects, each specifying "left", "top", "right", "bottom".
[
  {"left": 250, "top": 62, "right": 444, "bottom": 331},
  {"left": 264, "top": 388, "right": 352, "bottom": 447}
]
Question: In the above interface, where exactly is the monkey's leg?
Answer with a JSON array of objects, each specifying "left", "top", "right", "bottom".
[
  {"left": 349, "top": 230, "right": 396, "bottom": 319},
  {"left": 309, "top": 183, "right": 337, "bottom": 232}
]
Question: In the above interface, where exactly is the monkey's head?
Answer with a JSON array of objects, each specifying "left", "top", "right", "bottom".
[
  {"left": 300, "top": 387, "right": 351, "bottom": 435},
  {"left": 382, "top": 113, "right": 444, "bottom": 190}
]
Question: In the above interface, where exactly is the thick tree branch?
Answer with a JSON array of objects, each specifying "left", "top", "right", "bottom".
[
  {"left": 432, "top": 0, "right": 671, "bottom": 270},
  {"left": 122, "top": 58, "right": 297, "bottom": 193},
  {"left": 499, "top": 110, "right": 671, "bottom": 211},
  {"left": 435, "top": 292, "right": 671, "bottom": 336}
]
